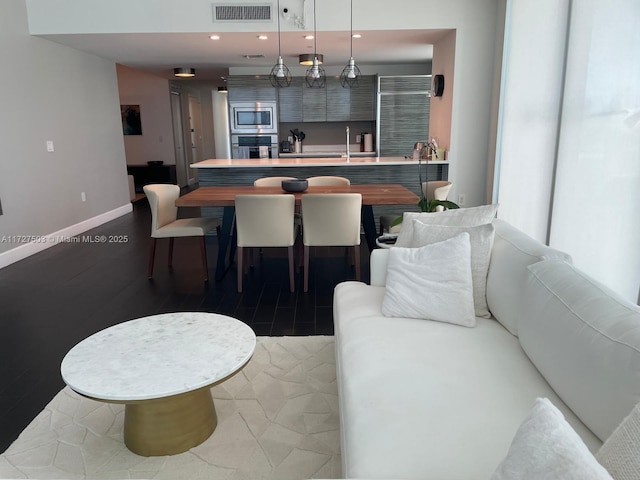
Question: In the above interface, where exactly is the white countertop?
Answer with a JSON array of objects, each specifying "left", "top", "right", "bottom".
[
  {"left": 192, "top": 157, "right": 449, "bottom": 168},
  {"left": 279, "top": 151, "right": 375, "bottom": 158},
  {"left": 61, "top": 312, "right": 256, "bottom": 401}
]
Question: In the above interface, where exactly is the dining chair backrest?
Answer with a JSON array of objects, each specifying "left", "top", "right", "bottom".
[
  {"left": 421, "top": 181, "right": 453, "bottom": 213},
  {"left": 143, "top": 184, "right": 180, "bottom": 235},
  {"left": 235, "top": 194, "right": 296, "bottom": 247},
  {"left": 254, "top": 176, "right": 297, "bottom": 187},
  {"left": 306, "top": 176, "right": 351, "bottom": 186},
  {"left": 301, "top": 193, "right": 362, "bottom": 246}
]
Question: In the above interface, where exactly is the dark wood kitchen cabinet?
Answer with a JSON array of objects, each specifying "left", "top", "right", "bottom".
[
  {"left": 350, "top": 75, "right": 376, "bottom": 121},
  {"left": 227, "top": 75, "right": 276, "bottom": 102},
  {"left": 277, "top": 77, "right": 303, "bottom": 122},
  {"left": 326, "top": 76, "right": 351, "bottom": 121},
  {"left": 276, "top": 75, "right": 377, "bottom": 123}
]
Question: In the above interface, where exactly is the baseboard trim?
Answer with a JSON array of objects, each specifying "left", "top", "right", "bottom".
[{"left": 0, "top": 203, "right": 133, "bottom": 270}]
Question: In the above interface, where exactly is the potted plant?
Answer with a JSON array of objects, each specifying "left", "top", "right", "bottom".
[{"left": 390, "top": 147, "right": 459, "bottom": 229}]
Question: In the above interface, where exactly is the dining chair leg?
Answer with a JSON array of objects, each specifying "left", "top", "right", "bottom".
[
  {"left": 199, "top": 236, "right": 209, "bottom": 282},
  {"left": 288, "top": 246, "right": 295, "bottom": 293},
  {"left": 354, "top": 245, "right": 361, "bottom": 281},
  {"left": 304, "top": 245, "right": 310, "bottom": 293},
  {"left": 237, "top": 246, "right": 244, "bottom": 292},
  {"left": 147, "top": 238, "right": 157, "bottom": 279},
  {"left": 168, "top": 238, "right": 174, "bottom": 268}
]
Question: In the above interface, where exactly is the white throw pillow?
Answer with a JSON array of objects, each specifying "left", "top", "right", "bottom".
[
  {"left": 395, "top": 204, "right": 499, "bottom": 248},
  {"left": 381, "top": 233, "right": 476, "bottom": 327},
  {"left": 491, "top": 398, "right": 613, "bottom": 480},
  {"left": 411, "top": 221, "right": 495, "bottom": 318},
  {"left": 596, "top": 401, "right": 640, "bottom": 480}
]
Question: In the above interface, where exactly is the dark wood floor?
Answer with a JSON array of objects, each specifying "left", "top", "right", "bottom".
[{"left": 0, "top": 195, "right": 370, "bottom": 453}]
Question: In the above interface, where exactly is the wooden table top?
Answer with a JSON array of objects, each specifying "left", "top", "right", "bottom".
[{"left": 176, "top": 184, "right": 420, "bottom": 207}]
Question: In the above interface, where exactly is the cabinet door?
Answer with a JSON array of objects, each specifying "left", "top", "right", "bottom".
[
  {"left": 326, "top": 77, "right": 351, "bottom": 121},
  {"left": 302, "top": 84, "right": 327, "bottom": 122},
  {"left": 350, "top": 75, "right": 376, "bottom": 121},
  {"left": 227, "top": 76, "right": 277, "bottom": 102},
  {"left": 278, "top": 77, "right": 303, "bottom": 123}
]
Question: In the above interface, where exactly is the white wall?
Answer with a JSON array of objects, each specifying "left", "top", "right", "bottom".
[
  {"left": 0, "top": 0, "right": 130, "bottom": 263},
  {"left": 429, "top": 31, "right": 456, "bottom": 153},
  {"left": 116, "top": 64, "right": 176, "bottom": 165}
]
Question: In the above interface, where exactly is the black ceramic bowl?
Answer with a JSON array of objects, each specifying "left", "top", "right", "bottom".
[{"left": 281, "top": 179, "right": 308, "bottom": 192}]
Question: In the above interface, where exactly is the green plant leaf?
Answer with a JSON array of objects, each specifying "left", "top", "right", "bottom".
[{"left": 390, "top": 215, "right": 403, "bottom": 228}]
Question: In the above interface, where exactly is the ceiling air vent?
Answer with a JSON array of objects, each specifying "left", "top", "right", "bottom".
[{"left": 213, "top": 4, "right": 272, "bottom": 22}]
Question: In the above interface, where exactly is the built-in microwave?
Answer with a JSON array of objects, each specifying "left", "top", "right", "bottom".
[{"left": 229, "top": 102, "right": 278, "bottom": 134}]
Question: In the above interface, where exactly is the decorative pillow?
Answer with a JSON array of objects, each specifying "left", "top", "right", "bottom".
[
  {"left": 395, "top": 204, "right": 499, "bottom": 247},
  {"left": 411, "top": 221, "right": 495, "bottom": 318},
  {"left": 490, "top": 398, "right": 613, "bottom": 480},
  {"left": 596, "top": 401, "right": 640, "bottom": 480},
  {"left": 381, "top": 233, "right": 476, "bottom": 327}
]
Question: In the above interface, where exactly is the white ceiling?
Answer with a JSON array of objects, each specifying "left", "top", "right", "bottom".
[{"left": 39, "top": 29, "right": 451, "bottom": 83}]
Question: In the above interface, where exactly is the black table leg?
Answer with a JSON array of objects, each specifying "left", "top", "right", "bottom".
[
  {"left": 215, "top": 206, "right": 236, "bottom": 281},
  {"left": 361, "top": 205, "right": 378, "bottom": 252}
]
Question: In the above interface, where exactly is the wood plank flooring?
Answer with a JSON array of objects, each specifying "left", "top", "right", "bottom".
[{"left": 0, "top": 196, "right": 370, "bottom": 453}]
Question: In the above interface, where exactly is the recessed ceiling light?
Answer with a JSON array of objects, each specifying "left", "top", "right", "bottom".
[
  {"left": 210, "top": 34, "right": 220, "bottom": 40},
  {"left": 304, "top": 35, "right": 314, "bottom": 40},
  {"left": 352, "top": 34, "right": 362, "bottom": 39},
  {"left": 257, "top": 35, "right": 268, "bottom": 40}
]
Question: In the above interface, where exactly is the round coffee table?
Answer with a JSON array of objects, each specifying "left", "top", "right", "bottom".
[{"left": 60, "top": 312, "right": 256, "bottom": 456}]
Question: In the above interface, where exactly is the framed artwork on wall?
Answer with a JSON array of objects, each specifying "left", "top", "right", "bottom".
[{"left": 121, "top": 105, "right": 142, "bottom": 135}]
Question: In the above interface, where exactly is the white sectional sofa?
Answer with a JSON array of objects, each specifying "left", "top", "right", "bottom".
[{"left": 333, "top": 216, "right": 640, "bottom": 479}]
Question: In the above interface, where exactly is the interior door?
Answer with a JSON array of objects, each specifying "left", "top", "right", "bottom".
[
  {"left": 187, "top": 95, "right": 203, "bottom": 185},
  {"left": 170, "top": 92, "right": 188, "bottom": 187}
]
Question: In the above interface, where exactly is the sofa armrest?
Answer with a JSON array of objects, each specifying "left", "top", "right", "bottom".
[{"left": 370, "top": 249, "right": 390, "bottom": 286}]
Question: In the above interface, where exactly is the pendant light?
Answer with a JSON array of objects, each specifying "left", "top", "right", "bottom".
[
  {"left": 269, "top": 0, "right": 292, "bottom": 87},
  {"left": 339, "top": 0, "right": 361, "bottom": 88},
  {"left": 305, "top": 0, "right": 326, "bottom": 88}
]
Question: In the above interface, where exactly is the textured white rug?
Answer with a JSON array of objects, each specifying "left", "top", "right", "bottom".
[{"left": 0, "top": 336, "right": 340, "bottom": 480}]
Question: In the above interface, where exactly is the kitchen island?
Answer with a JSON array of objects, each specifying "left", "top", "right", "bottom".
[{"left": 190, "top": 156, "right": 448, "bottom": 232}]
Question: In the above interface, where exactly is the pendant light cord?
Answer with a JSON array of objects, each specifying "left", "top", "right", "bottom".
[
  {"left": 349, "top": 0, "right": 353, "bottom": 57},
  {"left": 313, "top": 0, "right": 317, "bottom": 57},
  {"left": 277, "top": 0, "right": 282, "bottom": 55}
]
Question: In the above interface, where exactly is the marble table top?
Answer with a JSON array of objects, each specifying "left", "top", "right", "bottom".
[{"left": 60, "top": 312, "right": 256, "bottom": 401}]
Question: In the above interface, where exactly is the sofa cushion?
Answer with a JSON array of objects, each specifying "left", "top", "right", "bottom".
[
  {"left": 381, "top": 233, "right": 476, "bottom": 327},
  {"left": 486, "top": 219, "right": 571, "bottom": 335},
  {"left": 333, "top": 281, "right": 601, "bottom": 480},
  {"left": 412, "top": 221, "right": 495, "bottom": 318},
  {"left": 395, "top": 204, "right": 499, "bottom": 247},
  {"left": 490, "top": 398, "right": 613, "bottom": 480},
  {"left": 596, "top": 400, "right": 640, "bottom": 480},
  {"left": 519, "top": 259, "right": 640, "bottom": 441}
]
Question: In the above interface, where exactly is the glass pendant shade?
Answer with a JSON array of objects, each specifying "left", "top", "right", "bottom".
[
  {"left": 305, "top": 57, "right": 326, "bottom": 88},
  {"left": 340, "top": 57, "right": 361, "bottom": 87},
  {"left": 270, "top": 56, "right": 292, "bottom": 87}
]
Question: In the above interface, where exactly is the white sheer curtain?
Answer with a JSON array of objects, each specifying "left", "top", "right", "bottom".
[
  {"left": 496, "top": 0, "right": 640, "bottom": 303},
  {"left": 550, "top": 0, "right": 640, "bottom": 303}
]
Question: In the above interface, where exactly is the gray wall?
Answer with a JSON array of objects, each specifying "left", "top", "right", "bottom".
[{"left": 0, "top": 0, "right": 130, "bottom": 262}]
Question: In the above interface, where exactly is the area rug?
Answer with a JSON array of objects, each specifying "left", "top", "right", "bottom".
[{"left": 0, "top": 336, "right": 340, "bottom": 479}]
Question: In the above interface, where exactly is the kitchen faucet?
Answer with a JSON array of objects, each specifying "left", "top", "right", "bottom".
[{"left": 346, "top": 126, "right": 350, "bottom": 161}]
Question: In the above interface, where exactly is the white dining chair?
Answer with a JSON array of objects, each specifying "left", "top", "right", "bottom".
[
  {"left": 254, "top": 176, "right": 297, "bottom": 187},
  {"left": 235, "top": 194, "right": 297, "bottom": 293},
  {"left": 306, "top": 176, "right": 351, "bottom": 186},
  {"left": 301, "top": 193, "right": 362, "bottom": 292},
  {"left": 143, "top": 184, "right": 221, "bottom": 282},
  {"left": 379, "top": 181, "right": 453, "bottom": 234}
]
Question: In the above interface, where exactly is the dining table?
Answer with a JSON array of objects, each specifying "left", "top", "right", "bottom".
[{"left": 175, "top": 184, "right": 419, "bottom": 281}]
